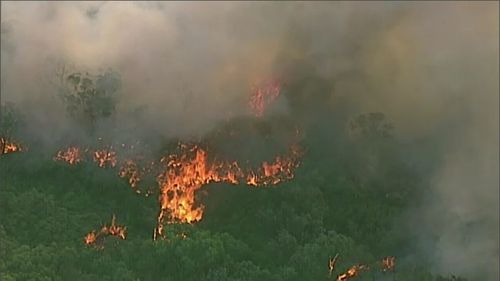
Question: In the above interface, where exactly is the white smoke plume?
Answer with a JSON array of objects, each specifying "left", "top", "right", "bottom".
[{"left": 1, "top": 2, "right": 498, "bottom": 279}]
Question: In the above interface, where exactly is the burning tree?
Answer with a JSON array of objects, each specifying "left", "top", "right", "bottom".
[
  {"left": 53, "top": 139, "right": 303, "bottom": 240},
  {"left": 0, "top": 103, "right": 25, "bottom": 156},
  {"left": 336, "top": 264, "right": 369, "bottom": 281},
  {"left": 53, "top": 146, "right": 85, "bottom": 165},
  {"left": 153, "top": 142, "right": 303, "bottom": 239}
]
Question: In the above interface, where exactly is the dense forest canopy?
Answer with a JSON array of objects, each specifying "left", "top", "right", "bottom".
[{"left": 1, "top": 2, "right": 498, "bottom": 281}]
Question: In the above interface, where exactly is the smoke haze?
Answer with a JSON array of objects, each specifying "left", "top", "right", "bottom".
[{"left": 1, "top": 1, "right": 498, "bottom": 279}]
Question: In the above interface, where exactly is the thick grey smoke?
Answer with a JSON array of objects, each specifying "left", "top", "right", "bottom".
[
  {"left": 1, "top": 1, "right": 294, "bottom": 140},
  {"left": 1, "top": 1, "right": 498, "bottom": 279}
]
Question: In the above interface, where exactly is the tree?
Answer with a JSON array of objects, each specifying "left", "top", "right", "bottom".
[
  {"left": 59, "top": 70, "right": 121, "bottom": 135},
  {"left": 0, "top": 102, "right": 23, "bottom": 137},
  {"left": 349, "top": 112, "right": 394, "bottom": 139}
]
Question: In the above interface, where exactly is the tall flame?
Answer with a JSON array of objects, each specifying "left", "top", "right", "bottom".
[
  {"left": 53, "top": 140, "right": 303, "bottom": 240},
  {"left": 118, "top": 159, "right": 155, "bottom": 196},
  {"left": 154, "top": 143, "right": 302, "bottom": 239}
]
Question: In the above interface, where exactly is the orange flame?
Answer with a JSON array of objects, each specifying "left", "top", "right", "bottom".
[
  {"left": 118, "top": 159, "right": 155, "bottom": 196},
  {"left": 54, "top": 146, "right": 83, "bottom": 164},
  {"left": 119, "top": 159, "right": 141, "bottom": 188},
  {"left": 336, "top": 264, "right": 369, "bottom": 281},
  {"left": 107, "top": 215, "right": 127, "bottom": 239},
  {"left": 155, "top": 145, "right": 235, "bottom": 228},
  {"left": 84, "top": 215, "right": 127, "bottom": 249},
  {"left": 54, "top": 145, "right": 151, "bottom": 194},
  {"left": 93, "top": 147, "right": 117, "bottom": 168},
  {"left": 153, "top": 143, "right": 302, "bottom": 239},
  {"left": 54, "top": 140, "right": 302, "bottom": 240},
  {"left": 246, "top": 144, "right": 302, "bottom": 187},
  {"left": 0, "top": 137, "right": 24, "bottom": 155},
  {"left": 84, "top": 231, "right": 97, "bottom": 245},
  {"left": 381, "top": 256, "right": 396, "bottom": 272},
  {"left": 249, "top": 80, "right": 281, "bottom": 117}
]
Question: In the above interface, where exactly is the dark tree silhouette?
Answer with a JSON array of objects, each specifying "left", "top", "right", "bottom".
[{"left": 59, "top": 70, "right": 121, "bottom": 135}]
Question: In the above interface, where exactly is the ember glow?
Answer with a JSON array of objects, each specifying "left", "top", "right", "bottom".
[
  {"left": 93, "top": 147, "right": 118, "bottom": 168},
  {"left": 0, "top": 137, "right": 23, "bottom": 155},
  {"left": 84, "top": 215, "right": 127, "bottom": 249},
  {"left": 381, "top": 256, "right": 396, "bottom": 272},
  {"left": 249, "top": 80, "right": 281, "bottom": 117},
  {"left": 118, "top": 159, "right": 156, "bottom": 195},
  {"left": 54, "top": 144, "right": 155, "bottom": 195},
  {"left": 56, "top": 145, "right": 118, "bottom": 168},
  {"left": 54, "top": 146, "right": 84, "bottom": 164},
  {"left": 119, "top": 159, "right": 141, "bottom": 188},
  {"left": 336, "top": 264, "right": 369, "bottom": 281},
  {"left": 55, "top": 145, "right": 150, "bottom": 194},
  {"left": 84, "top": 231, "right": 97, "bottom": 245}
]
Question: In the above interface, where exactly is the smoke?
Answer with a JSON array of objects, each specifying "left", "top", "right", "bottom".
[
  {"left": 1, "top": 1, "right": 293, "bottom": 141},
  {"left": 1, "top": 1, "right": 498, "bottom": 279},
  {"left": 352, "top": 4, "right": 498, "bottom": 280}
]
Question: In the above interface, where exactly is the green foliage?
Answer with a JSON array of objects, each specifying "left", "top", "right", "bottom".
[
  {"left": 349, "top": 112, "right": 394, "bottom": 139},
  {"left": 0, "top": 133, "right": 470, "bottom": 281},
  {"left": 0, "top": 101, "right": 469, "bottom": 280},
  {"left": 0, "top": 102, "right": 24, "bottom": 136}
]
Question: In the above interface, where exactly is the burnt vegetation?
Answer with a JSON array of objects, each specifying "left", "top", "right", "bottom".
[{"left": 0, "top": 66, "right": 470, "bottom": 281}]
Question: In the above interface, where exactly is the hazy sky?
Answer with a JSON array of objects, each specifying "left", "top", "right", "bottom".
[{"left": 1, "top": 2, "right": 498, "bottom": 279}]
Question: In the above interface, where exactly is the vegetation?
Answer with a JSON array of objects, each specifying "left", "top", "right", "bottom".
[
  {"left": 58, "top": 70, "right": 121, "bottom": 135},
  {"left": 0, "top": 102, "right": 24, "bottom": 137},
  {"left": 0, "top": 74, "right": 468, "bottom": 281}
]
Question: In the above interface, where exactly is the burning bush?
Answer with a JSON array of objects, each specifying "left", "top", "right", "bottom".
[{"left": 84, "top": 215, "right": 127, "bottom": 249}]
